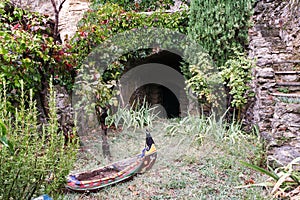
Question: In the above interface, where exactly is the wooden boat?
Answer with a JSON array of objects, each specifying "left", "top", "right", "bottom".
[{"left": 66, "top": 131, "right": 157, "bottom": 192}]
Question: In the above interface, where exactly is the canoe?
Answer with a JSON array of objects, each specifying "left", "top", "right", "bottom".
[{"left": 66, "top": 131, "right": 157, "bottom": 192}]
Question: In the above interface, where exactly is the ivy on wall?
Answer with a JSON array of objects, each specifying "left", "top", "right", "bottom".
[
  {"left": 71, "top": 3, "right": 188, "bottom": 65},
  {"left": 90, "top": 0, "right": 188, "bottom": 12},
  {"left": 188, "top": 0, "right": 255, "bottom": 112},
  {"left": 70, "top": 3, "right": 224, "bottom": 111},
  {"left": 188, "top": 0, "right": 254, "bottom": 67}
]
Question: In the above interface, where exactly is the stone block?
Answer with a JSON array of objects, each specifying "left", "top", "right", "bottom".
[
  {"left": 256, "top": 68, "right": 275, "bottom": 78},
  {"left": 286, "top": 104, "right": 300, "bottom": 114},
  {"left": 261, "top": 82, "right": 276, "bottom": 89}
]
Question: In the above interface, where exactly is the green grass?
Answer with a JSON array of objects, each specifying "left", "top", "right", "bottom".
[{"left": 63, "top": 118, "right": 272, "bottom": 200}]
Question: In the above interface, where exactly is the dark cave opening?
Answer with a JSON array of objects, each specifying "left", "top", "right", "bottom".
[
  {"left": 118, "top": 50, "right": 188, "bottom": 118},
  {"left": 161, "top": 85, "right": 180, "bottom": 118},
  {"left": 130, "top": 83, "right": 181, "bottom": 118}
]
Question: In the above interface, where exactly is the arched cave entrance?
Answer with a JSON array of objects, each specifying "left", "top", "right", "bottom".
[
  {"left": 130, "top": 84, "right": 181, "bottom": 118},
  {"left": 119, "top": 50, "right": 188, "bottom": 118}
]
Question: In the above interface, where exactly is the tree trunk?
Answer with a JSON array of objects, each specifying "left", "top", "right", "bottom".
[
  {"left": 96, "top": 106, "right": 112, "bottom": 160},
  {"left": 50, "top": 0, "right": 66, "bottom": 42}
]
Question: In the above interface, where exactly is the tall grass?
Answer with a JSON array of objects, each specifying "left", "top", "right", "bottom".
[
  {"left": 165, "top": 113, "right": 248, "bottom": 145},
  {"left": 105, "top": 98, "right": 160, "bottom": 131}
]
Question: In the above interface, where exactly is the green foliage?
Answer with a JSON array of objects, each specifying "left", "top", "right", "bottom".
[
  {"left": 0, "top": 1, "right": 76, "bottom": 106},
  {"left": 72, "top": 3, "right": 188, "bottom": 64},
  {"left": 165, "top": 113, "right": 248, "bottom": 145},
  {"left": 105, "top": 98, "right": 160, "bottom": 131},
  {"left": 188, "top": 0, "right": 254, "bottom": 67},
  {"left": 0, "top": 80, "right": 78, "bottom": 199},
  {"left": 0, "top": 119, "right": 13, "bottom": 154},
  {"left": 90, "top": 0, "right": 184, "bottom": 12},
  {"left": 240, "top": 161, "right": 279, "bottom": 181},
  {"left": 184, "top": 52, "right": 217, "bottom": 104},
  {"left": 239, "top": 157, "right": 300, "bottom": 199},
  {"left": 221, "top": 52, "right": 254, "bottom": 109},
  {"left": 277, "top": 87, "right": 290, "bottom": 94}
]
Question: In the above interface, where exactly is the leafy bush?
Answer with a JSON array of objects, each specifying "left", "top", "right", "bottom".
[
  {"left": 0, "top": 1, "right": 76, "bottom": 107},
  {"left": 0, "top": 80, "right": 78, "bottom": 199},
  {"left": 221, "top": 52, "right": 254, "bottom": 110},
  {"left": 90, "top": 0, "right": 186, "bottom": 12},
  {"left": 188, "top": 0, "right": 254, "bottom": 67}
]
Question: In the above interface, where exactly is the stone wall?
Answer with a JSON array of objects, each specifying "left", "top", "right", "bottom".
[
  {"left": 249, "top": 0, "right": 300, "bottom": 165},
  {"left": 12, "top": 0, "right": 89, "bottom": 42}
]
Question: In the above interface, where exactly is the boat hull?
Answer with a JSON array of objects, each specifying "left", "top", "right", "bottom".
[{"left": 66, "top": 151, "right": 157, "bottom": 192}]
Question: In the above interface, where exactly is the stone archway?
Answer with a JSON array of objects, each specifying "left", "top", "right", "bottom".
[{"left": 117, "top": 50, "right": 190, "bottom": 118}]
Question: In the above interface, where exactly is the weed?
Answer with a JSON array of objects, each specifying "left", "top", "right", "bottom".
[
  {"left": 106, "top": 98, "right": 160, "bottom": 131},
  {"left": 277, "top": 87, "right": 290, "bottom": 94},
  {"left": 239, "top": 157, "right": 300, "bottom": 199},
  {"left": 0, "top": 80, "right": 78, "bottom": 199},
  {"left": 165, "top": 113, "right": 248, "bottom": 145}
]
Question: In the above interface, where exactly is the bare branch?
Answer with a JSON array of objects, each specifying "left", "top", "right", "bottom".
[
  {"left": 50, "top": 0, "right": 58, "bottom": 13},
  {"left": 58, "top": 0, "right": 67, "bottom": 12},
  {"left": 50, "top": 0, "right": 66, "bottom": 42}
]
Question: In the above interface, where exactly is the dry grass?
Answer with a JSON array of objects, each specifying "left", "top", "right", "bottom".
[{"left": 63, "top": 119, "right": 272, "bottom": 200}]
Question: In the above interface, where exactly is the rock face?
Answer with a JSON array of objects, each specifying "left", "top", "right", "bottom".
[
  {"left": 249, "top": 0, "right": 300, "bottom": 166},
  {"left": 11, "top": 0, "right": 90, "bottom": 42},
  {"left": 54, "top": 85, "right": 75, "bottom": 140},
  {"left": 58, "top": 0, "right": 90, "bottom": 41}
]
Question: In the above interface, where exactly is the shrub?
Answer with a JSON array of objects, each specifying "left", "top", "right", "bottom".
[
  {"left": 0, "top": 80, "right": 78, "bottom": 199},
  {"left": 90, "top": 0, "right": 187, "bottom": 12},
  {"left": 0, "top": 1, "right": 76, "bottom": 108},
  {"left": 220, "top": 52, "right": 254, "bottom": 113}
]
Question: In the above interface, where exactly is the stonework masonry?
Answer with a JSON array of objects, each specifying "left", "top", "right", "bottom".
[{"left": 249, "top": 0, "right": 300, "bottom": 165}]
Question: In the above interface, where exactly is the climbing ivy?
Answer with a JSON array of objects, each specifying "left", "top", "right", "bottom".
[
  {"left": 71, "top": 3, "right": 189, "bottom": 107},
  {"left": 72, "top": 3, "right": 188, "bottom": 65},
  {"left": 72, "top": 3, "right": 224, "bottom": 114},
  {"left": 188, "top": 0, "right": 254, "bottom": 67},
  {"left": 90, "top": 0, "right": 188, "bottom": 12}
]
